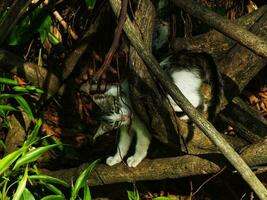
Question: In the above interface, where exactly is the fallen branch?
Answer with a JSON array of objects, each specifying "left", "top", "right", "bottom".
[
  {"left": 109, "top": 0, "right": 267, "bottom": 199},
  {"left": 172, "top": 5, "right": 267, "bottom": 54},
  {"left": 41, "top": 155, "right": 222, "bottom": 186},
  {"left": 171, "top": 0, "right": 267, "bottom": 58},
  {"left": 40, "top": 146, "right": 267, "bottom": 186}
]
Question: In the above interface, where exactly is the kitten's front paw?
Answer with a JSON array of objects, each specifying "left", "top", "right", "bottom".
[
  {"left": 126, "top": 156, "right": 143, "bottom": 167},
  {"left": 106, "top": 156, "right": 122, "bottom": 166}
]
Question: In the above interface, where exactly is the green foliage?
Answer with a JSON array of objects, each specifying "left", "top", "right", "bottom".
[
  {"left": 85, "top": 0, "right": 96, "bottom": 10},
  {"left": 0, "top": 77, "right": 44, "bottom": 125},
  {"left": 0, "top": 146, "right": 27, "bottom": 175},
  {"left": 0, "top": 94, "right": 34, "bottom": 120},
  {"left": 0, "top": 136, "right": 98, "bottom": 199},
  {"left": 71, "top": 159, "right": 99, "bottom": 200},
  {"left": 127, "top": 188, "right": 140, "bottom": 200},
  {"left": 7, "top": 7, "right": 59, "bottom": 46},
  {"left": 153, "top": 197, "right": 175, "bottom": 200},
  {"left": 20, "top": 188, "right": 35, "bottom": 200},
  {"left": 13, "top": 166, "right": 28, "bottom": 200},
  {"left": 28, "top": 175, "right": 69, "bottom": 188},
  {"left": 40, "top": 194, "right": 65, "bottom": 200},
  {"left": 0, "top": 77, "right": 19, "bottom": 86},
  {"left": 83, "top": 184, "right": 91, "bottom": 200},
  {"left": 13, "top": 144, "right": 60, "bottom": 170}
]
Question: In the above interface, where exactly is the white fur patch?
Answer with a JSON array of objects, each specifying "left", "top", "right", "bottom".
[{"left": 167, "top": 69, "right": 202, "bottom": 112}]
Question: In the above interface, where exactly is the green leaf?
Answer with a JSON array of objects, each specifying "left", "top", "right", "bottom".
[
  {"left": 20, "top": 188, "right": 35, "bottom": 200},
  {"left": 13, "top": 167, "right": 28, "bottom": 200},
  {"left": 85, "top": 0, "right": 96, "bottom": 10},
  {"left": 35, "top": 88, "right": 44, "bottom": 94},
  {"left": 8, "top": 8, "right": 51, "bottom": 45},
  {"left": 0, "top": 93, "right": 15, "bottom": 100},
  {"left": 40, "top": 195, "right": 65, "bottom": 200},
  {"left": 127, "top": 189, "right": 140, "bottom": 200},
  {"left": 0, "top": 77, "right": 18, "bottom": 86},
  {"left": 0, "top": 105, "right": 18, "bottom": 113},
  {"left": 12, "top": 86, "right": 29, "bottom": 93},
  {"left": 0, "top": 146, "right": 27, "bottom": 175},
  {"left": 71, "top": 159, "right": 99, "bottom": 200},
  {"left": 47, "top": 32, "right": 60, "bottom": 45},
  {"left": 28, "top": 175, "right": 69, "bottom": 188},
  {"left": 25, "top": 86, "right": 36, "bottom": 91},
  {"left": 0, "top": 139, "right": 6, "bottom": 150},
  {"left": 83, "top": 184, "right": 91, "bottom": 200},
  {"left": 43, "top": 183, "right": 64, "bottom": 196},
  {"left": 25, "top": 118, "right": 42, "bottom": 146},
  {"left": 14, "top": 95, "right": 34, "bottom": 120},
  {"left": 13, "top": 144, "right": 59, "bottom": 170},
  {"left": 153, "top": 197, "right": 174, "bottom": 200},
  {"left": 0, "top": 94, "right": 34, "bottom": 120},
  {"left": 38, "top": 15, "right": 52, "bottom": 43}
]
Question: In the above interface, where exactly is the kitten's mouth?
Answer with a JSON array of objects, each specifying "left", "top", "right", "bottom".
[{"left": 121, "top": 114, "right": 132, "bottom": 121}]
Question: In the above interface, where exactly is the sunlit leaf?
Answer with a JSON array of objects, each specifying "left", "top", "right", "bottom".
[
  {"left": 127, "top": 189, "right": 140, "bottom": 200},
  {"left": 13, "top": 144, "right": 59, "bottom": 170},
  {"left": 13, "top": 166, "right": 28, "bottom": 200},
  {"left": 0, "top": 105, "right": 18, "bottom": 113},
  {"left": 0, "top": 146, "right": 27, "bottom": 175},
  {"left": 0, "top": 77, "right": 18, "bottom": 86},
  {"left": 71, "top": 159, "right": 99, "bottom": 200},
  {"left": 28, "top": 175, "right": 69, "bottom": 187},
  {"left": 20, "top": 188, "right": 35, "bottom": 200},
  {"left": 47, "top": 32, "right": 60, "bottom": 45},
  {"left": 12, "top": 86, "right": 29, "bottom": 93},
  {"left": 40, "top": 195, "right": 65, "bottom": 200},
  {"left": 43, "top": 183, "right": 64, "bottom": 196},
  {"left": 25, "top": 118, "right": 42, "bottom": 146},
  {"left": 35, "top": 88, "right": 44, "bottom": 94},
  {"left": 14, "top": 95, "right": 34, "bottom": 120},
  {"left": 83, "top": 184, "right": 92, "bottom": 200}
]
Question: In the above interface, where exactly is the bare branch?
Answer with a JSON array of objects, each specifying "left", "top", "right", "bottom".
[
  {"left": 171, "top": 0, "right": 267, "bottom": 58},
  {"left": 108, "top": 0, "right": 267, "bottom": 199}
]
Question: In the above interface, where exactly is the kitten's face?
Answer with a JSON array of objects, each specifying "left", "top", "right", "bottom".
[{"left": 91, "top": 94, "right": 129, "bottom": 139}]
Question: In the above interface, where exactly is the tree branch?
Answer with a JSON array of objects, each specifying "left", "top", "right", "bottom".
[
  {"left": 171, "top": 0, "right": 267, "bottom": 58},
  {"left": 40, "top": 147, "right": 267, "bottom": 186},
  {"left": 109, "top": 0, "right": 267, "bottom": 199}
]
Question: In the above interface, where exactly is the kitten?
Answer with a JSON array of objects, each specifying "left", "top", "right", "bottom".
[
  {"left": 85, "top": 51, "right": 222, "bottom": 167},
  {"left": 162, "top": 51, "right": 223, "bottom": 121},
  {"left": 92, "top": 81, "right": 151, "bottom": 167}
]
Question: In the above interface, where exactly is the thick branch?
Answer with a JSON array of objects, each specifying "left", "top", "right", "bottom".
[
  {"left": 128, "top": 0, "right": 179, "bottom": 145},
  {"left": 41, "top": 146, "right": 267, "bottom": 186},
  {"left": 109, "top": 0, "right": 267, "bottom": 199},
  {"left": 171, "top": 0, "right": 267, "bottom": 58},
  {"left": 172, "top": 5, "right": 267, "bottom": 54}
]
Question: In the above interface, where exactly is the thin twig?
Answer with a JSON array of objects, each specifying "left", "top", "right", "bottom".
[
  {"left": 192, "top": 166, "right": 226, "bottom": 196},
  {"left": 93, "top": 0, "right": 128, "bottom": 81}
]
